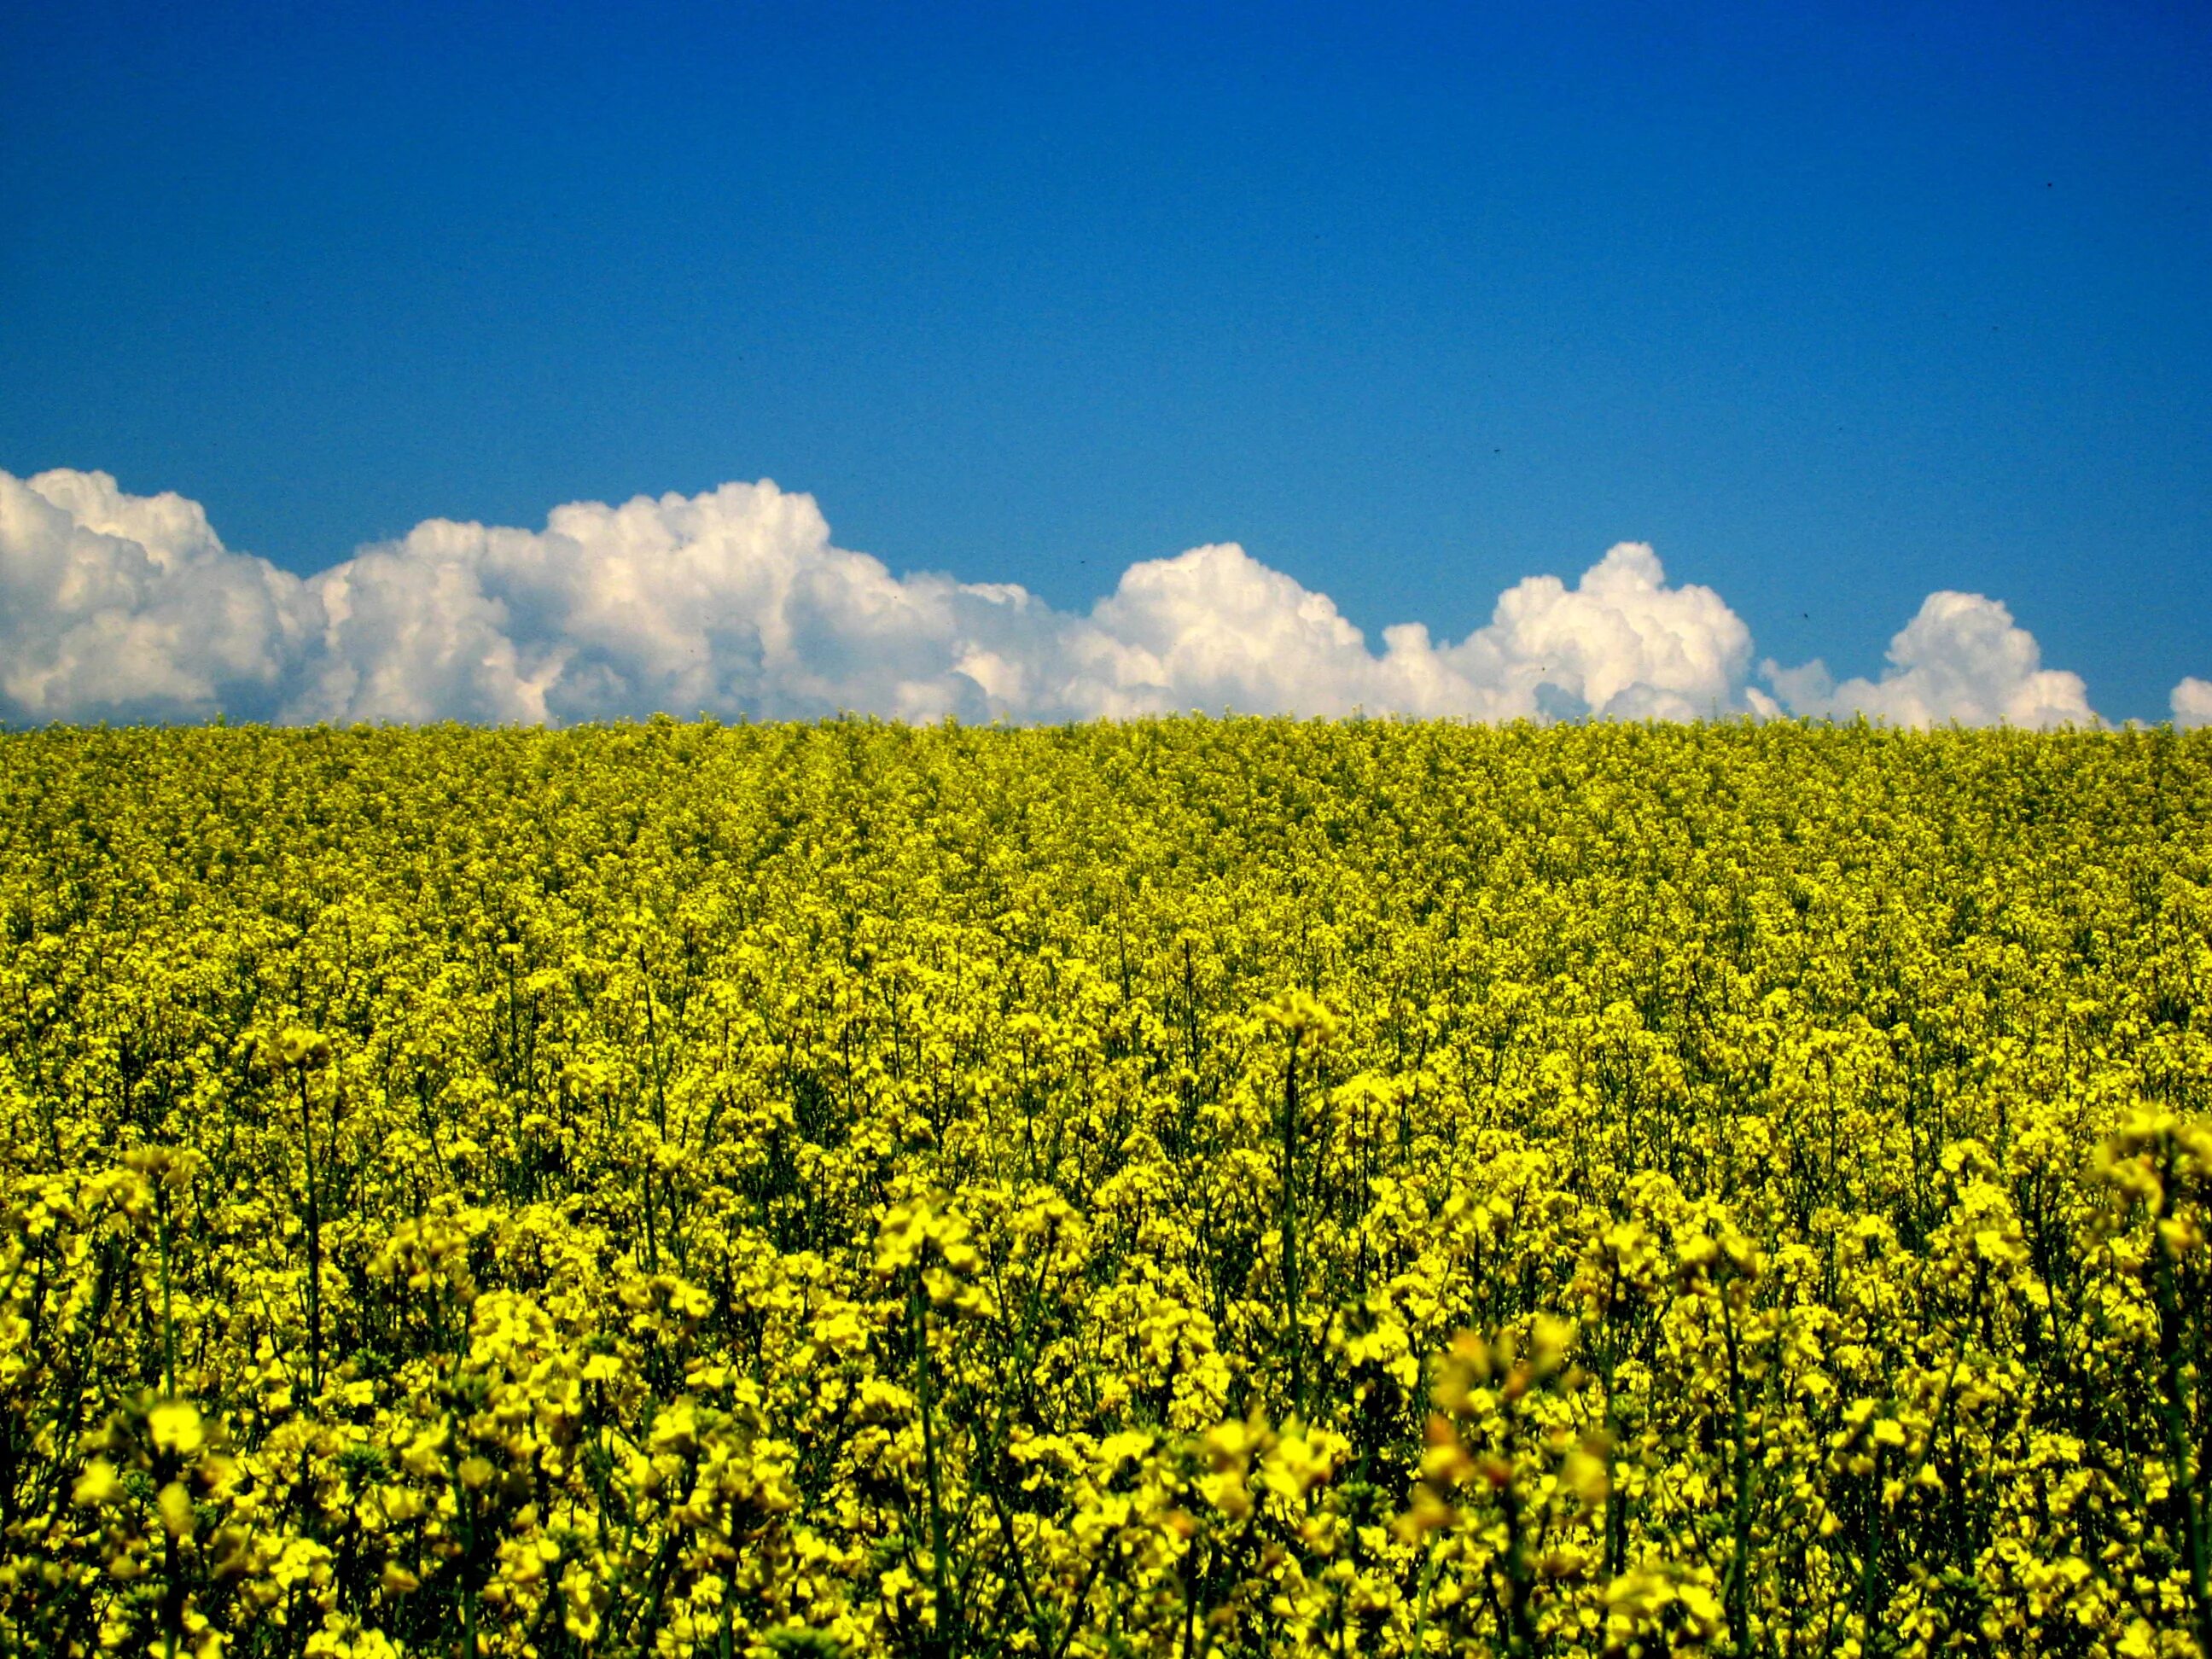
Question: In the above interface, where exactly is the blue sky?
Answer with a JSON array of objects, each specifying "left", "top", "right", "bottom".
[{"left": 3, "top": 0, "right": 2208, "bottom": 723}]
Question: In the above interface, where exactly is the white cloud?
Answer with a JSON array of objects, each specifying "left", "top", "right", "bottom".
[
  {"left": 1761, "top": 591, "right": 2096, "bottom": 730},
  {"left": 2174, "top": 678, "right": 2212, "bottom": 731},
  {"left": 1455, "top": 542, "right": 1756, "bottom": 721},
  {"left": 0, "top": 466, "right": 2108, "bottom": 730},
  {"left": 0, "top": 469, "right": 317, "bottom": 722},
  {"left": 288, "top": 483, "right": 1017, "bottom": 725},
  {"left": 1021, "top": 538, "right": 1758, "bottom": 722}
]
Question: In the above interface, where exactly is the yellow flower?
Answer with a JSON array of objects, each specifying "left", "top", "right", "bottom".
[
  {"left": 148, "top": 1400, "right": 207, "bottom": 1458},
  {"left": 271, "top": 1027, "right": 334, "bottom": 1068},
  {"left": 73, "top": 1458, "right": 121, "bottom": 1506},
  {"left": 1257, "top": 988, "right": 1342, "bottom": 1043},
  {"left": 157, "top": 1480, "right": 196, "bottom": 1539}
]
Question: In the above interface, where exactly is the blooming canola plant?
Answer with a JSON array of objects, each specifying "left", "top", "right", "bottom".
[{"left": 0, "top": 717, "right": 2207, "bottom": 1657}]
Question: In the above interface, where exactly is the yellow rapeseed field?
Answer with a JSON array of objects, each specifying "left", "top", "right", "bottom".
[{"left": 1, "top": 718, "right": 2207, "bottom": 1659}]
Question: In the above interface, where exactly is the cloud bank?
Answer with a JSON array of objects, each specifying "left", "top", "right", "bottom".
[{"left": 0, "top": 466, "right": 2168, "bottom": 729}]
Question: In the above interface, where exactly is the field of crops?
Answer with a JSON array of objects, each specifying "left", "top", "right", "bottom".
[{"left": 1, "top": 719, "right": 2208, "bottom": 1659}]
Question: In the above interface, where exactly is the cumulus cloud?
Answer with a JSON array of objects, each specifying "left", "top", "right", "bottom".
[
  {"left": 1761, "top": 591, "right": 2096, "bottom": 730},
  {"left": 0, "top": 466, "right": 2107, "bottom": 730},
  {"left": 2174, "top": 678, "right": 2212, "bottom": 731},
  {"left": 0, "top": 469, "right": 316, "bottom": 721},
  {"left": 1013, "top": 539, "right": 1755, "bottom": 722},
  {"left": 288, "top": 483, "right": 1026, "bottom": 725}
]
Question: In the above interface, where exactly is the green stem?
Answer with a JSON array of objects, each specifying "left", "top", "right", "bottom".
[
  {"left": 1499, "top": 1471, "right": 1539, "bottom": 1659},
  {"left": 448, "top": 1424, "right": 480, "bottom": 1659},
  {"left": 2153, "top": 1226, "right": 2210, "bottom": 1659},
  {"left": 911, "top": 1270, "right": 955, "bottom": 1658},
  {"left": 1720, "top": 1295, "right": 1756, "bottom": 1656},
  {"left": 1856, "top": 1452, "right": 1886, "bottom": 1659},
  {"left": 155, "top": 1186, "right": 175, "bottom": 1400},
  {"left": 1279, "top": 1031, "right": 1304, "bottom": 1420},
  {"left": 160, "top": 1528, "right": 181, "bottom": 1659},
  {"left": 1410, "top": 1540, "right": 1439, "bottom": 1659},
  {"left": 298, "top": 1068, "right": 323, "bottom": 1401}
]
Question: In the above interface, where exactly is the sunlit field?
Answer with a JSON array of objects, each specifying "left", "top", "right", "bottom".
[{"left": 2, "top": 719, "right": 2207, "bottom": 1659}]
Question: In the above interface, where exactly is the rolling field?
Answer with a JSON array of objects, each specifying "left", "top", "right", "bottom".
[{"left": 1, "top": 719, "right": 2207, "bottom": 1659}]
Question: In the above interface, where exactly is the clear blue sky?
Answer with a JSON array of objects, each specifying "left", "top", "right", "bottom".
[{"left": 4, "top": 0, "right": 2208, "bottom": 719}]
